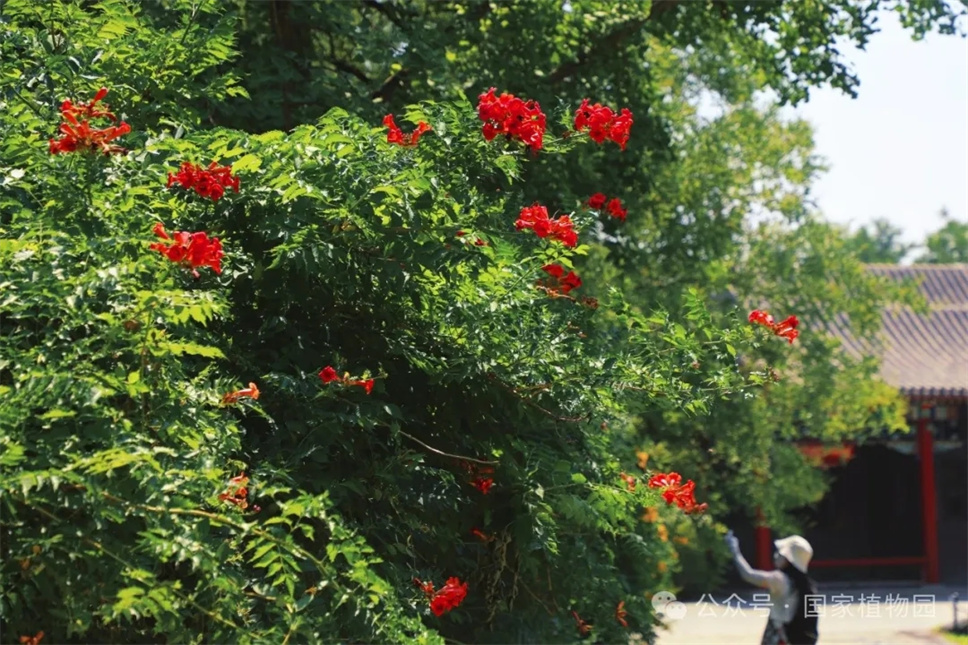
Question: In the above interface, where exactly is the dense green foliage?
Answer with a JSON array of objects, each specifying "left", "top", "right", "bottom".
[
  {"left": 917, "top": 209, "right": 968, "bottom": 263},
  {"left": 2, "top": 0, "right": 964, "bottom": 642}
]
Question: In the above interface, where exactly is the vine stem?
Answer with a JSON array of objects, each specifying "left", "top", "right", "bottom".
[
  {"left": 397, "top": 430, "right": 497, "bottom": 465},
  {"left": 489, "top": 376, "right": 588, "bottom": 423},
  {"left": 281, "top": 623, "right": 296, "bottom": 645},
  {"left": 519, "top": 580, "right": 557, "bottom": 616}
]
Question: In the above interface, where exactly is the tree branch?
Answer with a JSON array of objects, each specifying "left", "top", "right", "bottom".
[
  {"left": 547, "top": 0, "right": 682, "bottom": 85},
  {"left": 371, "top": 68, "right": 409, "bottom": 102},
  {"left": 326, "top": 31, "right": 370, "bottom": 84},
  {"left": 330, "top": 58, "right": 371, "bottom": 84}
]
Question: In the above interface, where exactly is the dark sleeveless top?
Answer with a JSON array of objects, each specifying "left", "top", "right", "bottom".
[{"left": 779, "top": 569, "right": 819, "bottom": 644}]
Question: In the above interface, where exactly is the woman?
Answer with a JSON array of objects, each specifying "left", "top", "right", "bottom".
[{"left": 724, "top": 531, "right": 819, "bottom": 645}]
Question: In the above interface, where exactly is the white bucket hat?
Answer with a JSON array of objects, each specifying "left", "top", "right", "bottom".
[{"left": 775, "top": 535, "right": 813, "bottom": 573}]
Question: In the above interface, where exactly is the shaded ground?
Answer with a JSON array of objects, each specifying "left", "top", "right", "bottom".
[{"left": 654, "top": 584, "right": 968, "bottom": 645}]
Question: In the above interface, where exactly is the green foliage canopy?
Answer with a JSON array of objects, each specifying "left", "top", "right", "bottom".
[{"left": 2, "top": 0, "right": 963, "bottom": 641}]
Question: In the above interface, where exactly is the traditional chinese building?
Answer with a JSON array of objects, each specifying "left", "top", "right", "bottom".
[{"left": 755, "top": 264, "right": 968, "bottom": 584}]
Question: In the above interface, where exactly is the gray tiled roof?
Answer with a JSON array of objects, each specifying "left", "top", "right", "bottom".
[{"left": 827, "top": 264, "right": 968, "bottom": 398}]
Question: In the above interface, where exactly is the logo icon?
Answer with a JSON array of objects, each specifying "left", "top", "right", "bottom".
[{"left": 652, "top": 590, "right": 687, "bottom": 621}]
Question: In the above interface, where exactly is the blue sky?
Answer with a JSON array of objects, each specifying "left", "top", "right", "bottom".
[{"left": 788, "top": 10, "right": 968, "bottom": 247}]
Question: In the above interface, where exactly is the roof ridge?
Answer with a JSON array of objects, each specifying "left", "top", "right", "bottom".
[
  {"left": 863, "top": 263, "right": 968, "bottom": 270},
  {"left": 825, "top": 268, "right": 968, "bottom": 395}
]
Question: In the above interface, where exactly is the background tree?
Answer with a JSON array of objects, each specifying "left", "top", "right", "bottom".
[
  {"left": 916, "top": 208, "right": 968, "bottom": 263},
  {"left": 842, "top": 217, "right": 916, "bottom": 263}
]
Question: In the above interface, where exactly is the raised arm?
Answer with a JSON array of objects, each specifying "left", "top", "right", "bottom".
[
  {"left": 724, "top": 531, "right": 789, "bottom": 596},
  {"left": 731, "top": 546, "right": 789, "bottom": 594}
]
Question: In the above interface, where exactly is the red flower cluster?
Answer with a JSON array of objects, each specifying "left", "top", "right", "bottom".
[
  {"left": 222, "top": 382, "right": 260, "bottom": 405},
  {"left": 574, "top": 99, "right": 633, "bottom": 150},
  {"left": 749, "top": 310, "right": 799, "bottom": 344},
  {"left": 515, "top": 204, "right": 578, "bottom": 247},
  {"left": 472, "top": 476, "right": 494, "bottom": 494},
  {"left": 587, "top": 193, "right": 628, "bottom": 221},
  {"left": 61, "top": 88, "right": 116, "bottom": 121},
  {"left": 572, "top": 610, "right": 593, "bottom": 636},
  {"left": 383, "top": 114, "right": 432, "bottom": 147},
  {"left": 49, "top": 87, "right": 130, "bottom": 155},
  {"left": 218, "top": 473, "right": 259, "bottom": 511},
  {"left": 471, "top": 527, "right": 495, "bottom": 542},
  {"left": 648, "top": 473, "right": 681, "bottom": 489},
  {"left": 318, "top": 365, "right": 375, "bottom": 394},
  {"left": 19, "top": 632, "right": 44, "bottom": 645},
  {"left": 167, "top": 161, "right": 240, "bottom": 202},
  {"left": 150, "top": 223, "right": 224, "bottom": 278},
  {"left": 663, "top": 480, "right": 707, "bottom": 514},
  {"left": 415, "top": 577, "right": 469, "bottom": 616},
  {"left": 648, "top": 472, "right": 707, "bottom": 514},
  {"left": 541, "top": 264, "right": 582, "bottom": 295},
  {"left": 616, "top": 601, "right": 628, "bottom": 628},
  {"left": 477, "top": 88, "right": 546, "bottom": 152},
  {"left": 460, "top": 460, "right": 495, "bottom": 495}
]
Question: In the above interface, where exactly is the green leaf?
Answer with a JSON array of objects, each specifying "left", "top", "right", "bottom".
[
  {"left": 232, "top": 154, "right": 262, "bottom": 172},
  {"left": 38, "top": 409, "right": 76, "bottom": 421}
]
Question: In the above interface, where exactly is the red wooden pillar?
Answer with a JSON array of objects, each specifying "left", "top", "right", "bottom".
[
  {"left": 754, "top": 508, "right": 773, "bottom": 570},
  {"left": 917, "top": 403, "right": 940, "bottom": 583}
]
